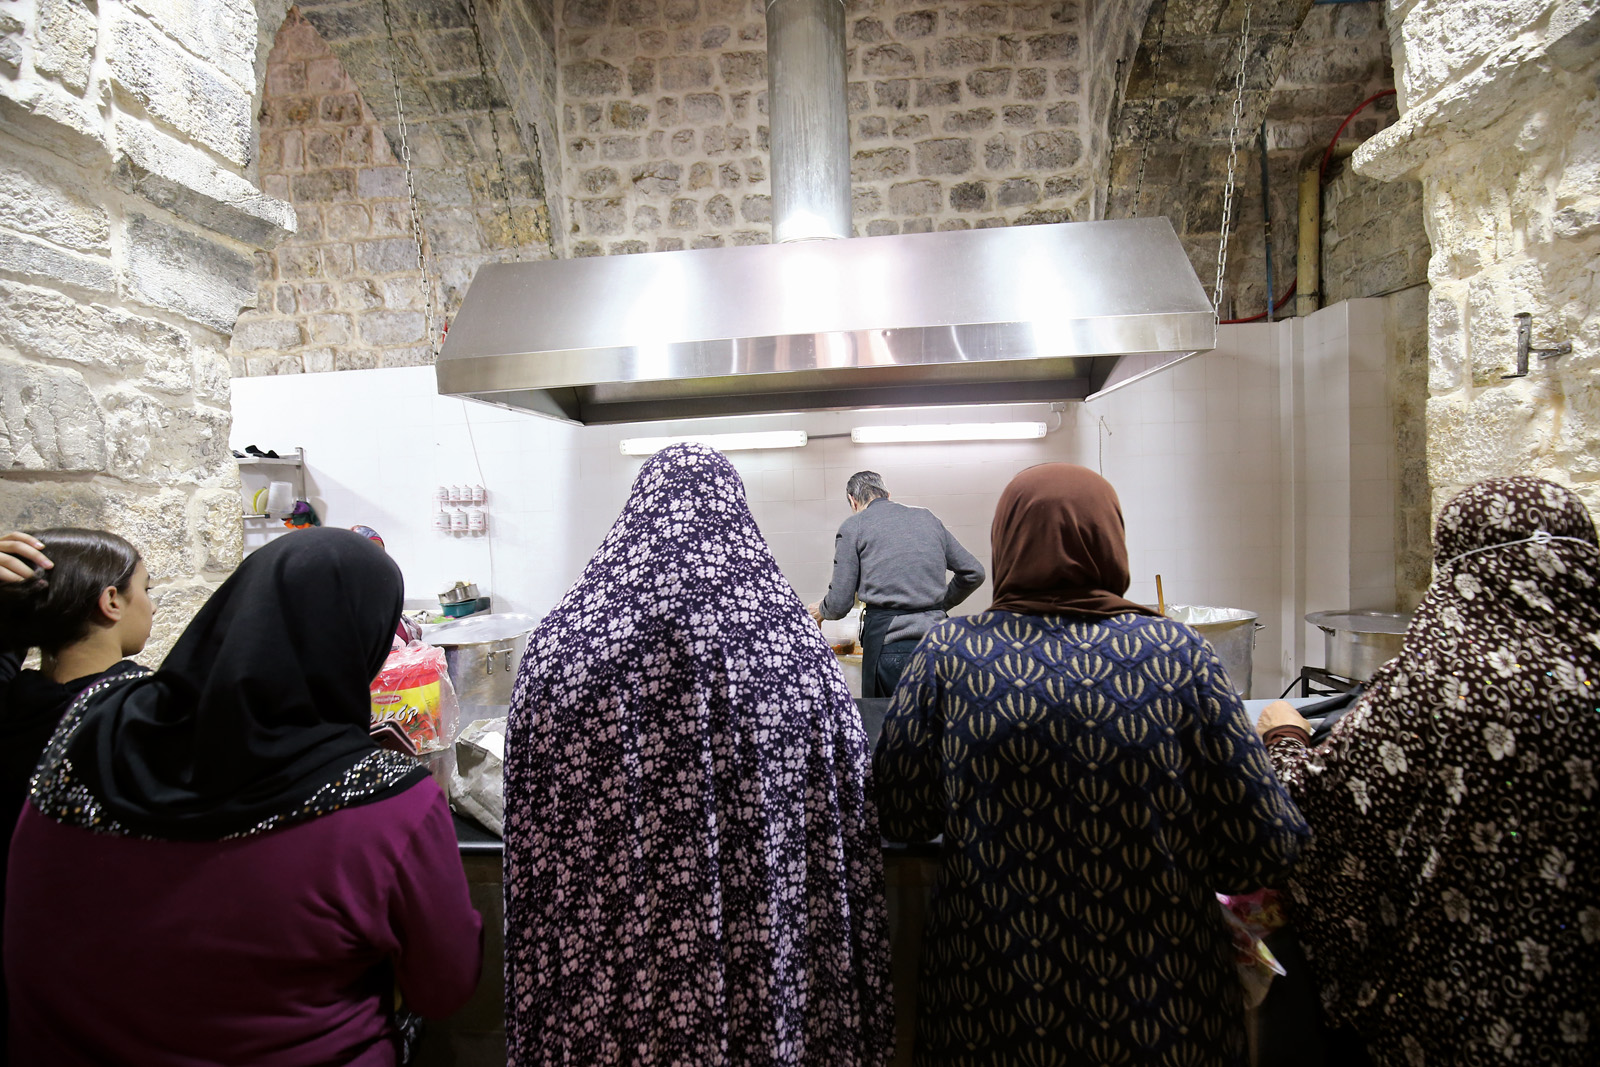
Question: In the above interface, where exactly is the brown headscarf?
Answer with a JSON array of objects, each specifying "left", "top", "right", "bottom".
[{"left": 988, "top": 463, "right": 1160, "bottom": 618}]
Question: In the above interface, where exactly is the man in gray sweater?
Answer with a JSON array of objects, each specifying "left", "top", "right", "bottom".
[{"left": 807, "top": 471, "right": 985, "bottom": 698}]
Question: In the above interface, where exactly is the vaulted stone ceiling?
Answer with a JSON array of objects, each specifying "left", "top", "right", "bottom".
[
  {"left": 1106, "top": 0, "right": 1399, "bottom": 317},
  {"left": 237, "top": 0, "right": 1403, "bottom": 365}
]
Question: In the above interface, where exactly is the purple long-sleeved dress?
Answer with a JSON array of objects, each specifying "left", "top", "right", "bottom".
[{"left": 5, "top": 777, "right": 481, "bottom": 1065}]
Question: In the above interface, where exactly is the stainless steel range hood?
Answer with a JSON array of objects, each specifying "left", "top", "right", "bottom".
[
  {"left": 436, "top": 219, "right": 1216, "bottom": 424},
  {"left": 435, "top": 0, "right": 1216, "bottom": 425}
]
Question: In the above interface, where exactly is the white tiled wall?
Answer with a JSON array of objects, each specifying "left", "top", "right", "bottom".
[
  {"left": 229, "top": 299, "right": 1401, "bottom": 699},
  {"left": 1290, "top": 299, "right": 1398, "bottom": 674},
  {"left": 229, "top": 367, "right": 584, "bottom": 619}
]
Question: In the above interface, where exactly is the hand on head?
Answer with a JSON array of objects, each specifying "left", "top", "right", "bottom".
[{"left": 0, "top": 531, "right": 52, "bottom": 582}]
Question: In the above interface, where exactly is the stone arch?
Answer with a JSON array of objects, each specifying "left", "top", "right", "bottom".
[
  {"left": 1106, "top": 0, "right": 1319, "bottom": 314},
  {"left": 230, "top": 0, "right": 561, "bottom": 373}
]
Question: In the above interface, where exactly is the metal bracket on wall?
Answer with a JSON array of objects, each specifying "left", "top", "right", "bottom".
[{"left": 1502, "top": 312, "right": 1573, "bottom": 379}]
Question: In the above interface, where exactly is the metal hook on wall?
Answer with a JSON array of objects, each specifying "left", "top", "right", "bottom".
[{"left": 1502, "top": 312, "right": 1573, "bottom": 379}]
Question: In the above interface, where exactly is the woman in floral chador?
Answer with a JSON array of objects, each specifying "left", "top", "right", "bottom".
[
  {"left": 877, "top": 463, "right": 1308, "bottom": 1067},
  {"left": 1259, "top": 476, "right": 1600, "bottom": 1065},
  {"left": 502, "top": 443, "right": 893, "bottom": 1067}
]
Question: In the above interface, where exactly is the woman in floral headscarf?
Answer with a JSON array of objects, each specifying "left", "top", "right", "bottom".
[
  {"left": 501, "top": 443, "right": 893, "bottom": 1067},
  {"left": 1258, "top": 476, "right": 1600, "bottom": 1065}
]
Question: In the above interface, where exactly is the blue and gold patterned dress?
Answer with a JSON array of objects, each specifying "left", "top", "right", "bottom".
[{"left": 876, "top": 610, "right": 1308, "bottom": 1067}]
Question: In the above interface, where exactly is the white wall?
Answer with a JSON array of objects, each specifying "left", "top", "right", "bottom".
[{"left": 229, "top": 301, "right": 1398, "bottom": 698}]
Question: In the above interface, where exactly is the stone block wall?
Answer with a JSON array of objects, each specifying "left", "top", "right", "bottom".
[
  {"left": 231, "top": 4, "right": 562, "bottom": 375},
  {"left": 296, "top": 0, "right": 558, "bottom": 302},
  {"left": 1358, "top": 0, "right": 1600, "bottom": 525},
  {"left": 558, "top": 0, "right": 1099, "bottom": 255},
  {"left": 0, "top": 0, "right": 294, "bottom": 656},
  {"left": 233, "top": 12, "right": 437, "bottom": 374},
  {"left": 1321, "top": 156, "right": 1427, "bottom": 306}
]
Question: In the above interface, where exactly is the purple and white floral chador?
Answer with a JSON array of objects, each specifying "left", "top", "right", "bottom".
[{"left": 503, "top": 443, "right": 894, "bottom": 1067}]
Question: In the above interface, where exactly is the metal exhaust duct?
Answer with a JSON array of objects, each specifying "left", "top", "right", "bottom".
[
  {"left": 434, "top": 0, "right": 1218, "bottom": 425},
  {"left": 765, "top": 0, "right": 850, "bottom": 242}
]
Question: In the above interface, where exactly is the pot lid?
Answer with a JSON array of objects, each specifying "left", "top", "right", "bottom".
[{"left": 1304, "top": 610, "right": 1412, "bottom": 634}]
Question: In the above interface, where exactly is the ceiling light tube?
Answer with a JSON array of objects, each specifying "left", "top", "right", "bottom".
[
  {"left": 850, "top": 422, "right": 1048, "bottom": 444},
  {"left": 619, "top": 430, "right": 809, "bottom": 456}
]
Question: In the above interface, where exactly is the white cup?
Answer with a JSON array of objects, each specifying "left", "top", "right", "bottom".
[{"left": 265, "top": 481, "right": 294, "bottom": 515}]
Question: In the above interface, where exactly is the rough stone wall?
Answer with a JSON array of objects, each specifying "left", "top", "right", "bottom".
[
  {"left": 232, "top": 12, "right": 437, "bottom": 374},
  {"left": 1358, "top": 0, "right": 1600, "bottom": 524},
  {"left": 0, "top": 0, "right": 294, "bottom": 655},
  {"left": 557, "top": 0, "right": 1099, "bottom": 255},
  {"left": 1321, "top": 155, "right": 1427, "bottom": 305},
  {"left": 230, "top": 1, "right": 563, "bottom": 376},
  {"left": 295, "top": 0, "right": 557, "bottom": 306}
]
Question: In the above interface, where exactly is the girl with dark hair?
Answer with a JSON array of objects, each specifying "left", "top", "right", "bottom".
[
  {"left": 0, "top": 527, "right": 154, "bottom": 797},
  {"left": 0, "top": 527, "right": 155, "bottom": 1062},
  {"left": 4, "top": 527, "right": 482, "bottom": 1064}
]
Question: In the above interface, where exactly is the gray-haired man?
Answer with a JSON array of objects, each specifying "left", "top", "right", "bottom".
[{"left": 807, "top": 471, "right": 985, "bottom": 698}]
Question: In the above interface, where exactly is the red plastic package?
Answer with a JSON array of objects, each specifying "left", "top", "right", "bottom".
[{"left": 370, "top": 641, "right": 460, "bottom": 754}]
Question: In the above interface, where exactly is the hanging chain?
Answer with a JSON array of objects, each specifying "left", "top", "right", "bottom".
[
  {"left": 1213, "top": 1, "right": 1253, "bottom": 316},
  {"left": 464, "top": 0, "right": 556, "bottom": 260},
  {"left": 1130, "top": 0, "right": 1169, "bottom": 219},
  {"left": 379, "top": 0, "right": 440, "bottom": 356},
  {"left": 463, "top": 0, "right": 530, "bottom": 262}
]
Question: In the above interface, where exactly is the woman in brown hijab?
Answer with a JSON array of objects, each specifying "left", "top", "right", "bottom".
[{"left": 875, "top": 463, "right": 1307, "bottom": 1067}]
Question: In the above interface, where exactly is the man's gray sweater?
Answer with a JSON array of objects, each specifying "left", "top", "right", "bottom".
[{"left": 820, "top": 498, "right": 986, "bottom": 644}]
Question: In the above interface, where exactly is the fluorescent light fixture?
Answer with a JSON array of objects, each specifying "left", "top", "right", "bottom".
[
  {"left": 619, "top": 430, "right": 809, "bottom": 456},
  {"left": 850, "top": 422, "right": 1048, "bottom": 444}
]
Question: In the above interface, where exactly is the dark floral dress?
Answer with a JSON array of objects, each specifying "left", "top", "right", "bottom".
[
  {"left": 502, "top": 443, "right": 894, "bottom": 1067},
  {"left": 876, "top": 610, "right": 1308, "bottom": 1067},
  {"left": 1268, "top": 477, "right": 1600, "bottom": 1066}
]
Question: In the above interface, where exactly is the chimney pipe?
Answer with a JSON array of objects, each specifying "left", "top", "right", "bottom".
[{"left": 764, "top": 0, "right": 851, "bottom": 242}]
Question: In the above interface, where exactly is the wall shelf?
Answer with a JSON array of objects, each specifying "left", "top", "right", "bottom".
[
  {"left": 234, "top": 448, "right": 305, "bottom": 468},
  {"left": 237, "top": 448, "right": 307, "bottom": 554}
]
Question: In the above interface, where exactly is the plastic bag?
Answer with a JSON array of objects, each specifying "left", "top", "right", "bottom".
[
  {"left": 1217, "top": 889, "right": 1288, "bottom": 1009},
  {"left": 449, "top": 717, "right": 507, "bottom": 836},
  {"left": 370, "top": 641, "right": 461, "bottom": 755}
]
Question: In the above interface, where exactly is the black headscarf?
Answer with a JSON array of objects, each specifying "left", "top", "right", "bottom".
[{"left": 32, "top": 528, "right": 427, "bottom": 841}]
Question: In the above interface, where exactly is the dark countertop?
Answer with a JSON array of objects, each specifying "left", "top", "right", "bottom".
[{"left": 453, "top": 697, "right": 936, "bottom": 857}]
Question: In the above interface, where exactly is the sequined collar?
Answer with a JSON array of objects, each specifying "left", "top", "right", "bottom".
[{"left": 30, "top": 669, "right": 425, "bottom": 841}]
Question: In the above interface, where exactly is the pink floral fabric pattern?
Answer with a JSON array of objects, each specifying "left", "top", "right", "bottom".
[
  {"left": 502, "top": 443, "right": 893, "bottom": 1067},
  {"left": 1269, "top": 477, "right": 1600, "bottom": 1065}
]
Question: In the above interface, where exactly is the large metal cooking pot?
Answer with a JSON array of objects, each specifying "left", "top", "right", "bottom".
[
  {"left": 422, "top": 612, "right": 539, "bottom": 713},
  {"left": 1305, "top": 610, "right": 1412, "bottom": 682},
  {"left": 1165, "top": 605, "right": 1261, "bottom": 698}
]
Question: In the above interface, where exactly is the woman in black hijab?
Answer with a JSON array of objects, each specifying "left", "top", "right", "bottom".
[{"left": 6, "top": 528, "right": 482, "bottom": 1064}]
